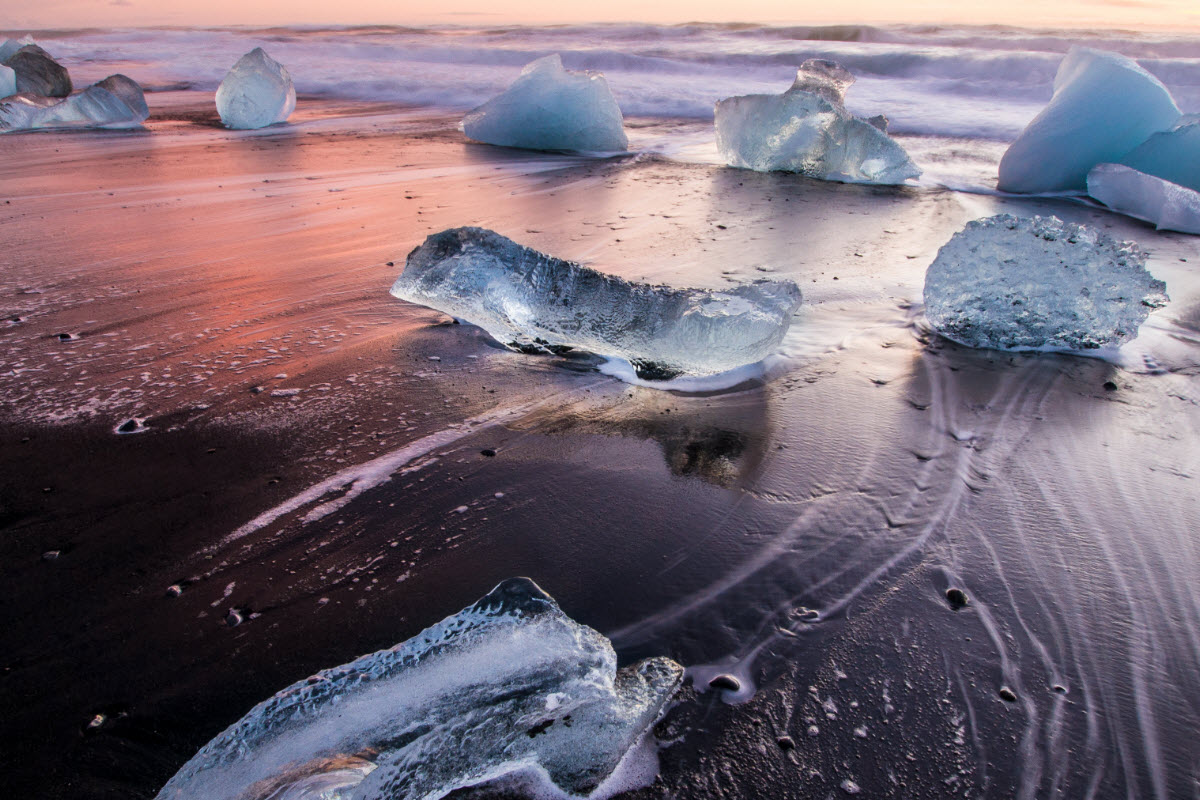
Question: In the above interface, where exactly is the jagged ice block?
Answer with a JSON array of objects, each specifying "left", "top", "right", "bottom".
[
  {"left": 1088, "top": 164, "right": 1200, "bottom": 236},
  {"left": 0, "top": 74, "right": 148, "bottom": 131},
  {"left": 215, "top": 47, "right": 296, "bottom": 130}
]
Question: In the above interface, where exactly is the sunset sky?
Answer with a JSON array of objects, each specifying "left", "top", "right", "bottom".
[{"left": 6, "top": 0, "right": 1199, "bottom": 31}]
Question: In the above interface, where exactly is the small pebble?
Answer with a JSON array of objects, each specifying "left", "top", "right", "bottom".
[
  {"left": 116, "top": 419, "right": 141, "bottom": 434},
  {"left": 999, "top": 686, "right": 1017, "bottom": 702},
  {"left": 807, "top": 724, "right": 820, "bottom": 737},
  {"left": 225, "top": 609, "right": 243, "bottom": 627},
  {"left": 840, "top": 779, "right": 862, "bottom": 795},
  {"left": 42, "top": 550, "right": 60, "bottom": 560},
  {"left": 1052, "top": 684, "right": 1068, "bottom": 695},
  {"left": 480, "top": 448, "right": 497, "bottom": 457},
  {"left": 1103, "top": 380, "right": 1118, "bottom": 391},
  {"left": 776, "top": 735, "right": 795, "bottom": 750},
  {"left": 708, "top": 674, "right": 741, "bottom": 692},
  {"left": 166, "top": 584, "right": 183, "bottom": 597},
  {"left": 86, "top": 714, "right": 106, "bottom": 730},
  {"left": 945, "top": 587, "right": 969, "bottom": 609}
]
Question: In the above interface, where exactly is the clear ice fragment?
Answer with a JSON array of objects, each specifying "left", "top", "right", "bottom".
[
  {"left": 215, "top": 47, "right": 296, "bottom": 130},
  {"left": 1118, "top": 114, "right": 1200, "bottom": 195},
  {"left": 155, "top": 578, "right": 683, "bottom": 800},
  {"left": 923, "top": 214, "right": 1168, "bottom": 351},
  {"left": 998, "top": 48, "right": 1180, "bottom": 194},
  {"left": 390, "top": 227, "right": 802, "bottom": 378},
  {"left": 1087, "top": 164, "right": 1200, "bottom": 236},
  {"left": 462, "top": 54, "right": 628, "bottom": 153},
  {"left": 714, "top": 59, "right": 919, "bottom": 185},
  {"left": 1, "top": 43, "right": 72, "bottom": 97},
  {"left": 0, "top": 74, "right": 149, "bottom": 131},
  {"left": 0, "top": 64, "right": 14, "bottom": 99}
]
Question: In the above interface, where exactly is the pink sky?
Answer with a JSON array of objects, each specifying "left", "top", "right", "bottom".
[{"left": 6, "top": 0, "right": 1198, "bottom": 31}]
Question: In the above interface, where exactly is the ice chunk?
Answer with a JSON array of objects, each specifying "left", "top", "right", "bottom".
[
  {"left": 0, "top": 36, "right": 35, "bottom": 63},
  {"left": 1087, "top": 163, "right": 1200, "bottom": 235},
  {"left": 997, "top": 48, "right": 1180, "bottom": 194},
  {"left": 0, "top": 74, "right": 149, "bottom": 131},
  {"left": 714, "top": 59, "right": 919, "bottom": 185},
  {"left": 155, "top": 578, "right": 683, "bottom": 800},
  {"left": 1118, "top": 114, "right": 1200, "bottom": 194},
  {"left": 390, "top": 227, "right": 802, "bottom": 378},
  {"left": 0, "top": 65, "right": 15, "bottom": 99},
  {"left": 1, "top": 44, "right": 71, "bottom": 97},
  {"left": 215, "top": 47, "right": 296, "bottom": 130},
  {"left": 462, "top": 54, "right": 628, "bottom": 153},
  {"left": 923, "top": 214, "right": 1168, "bottom": 351}
]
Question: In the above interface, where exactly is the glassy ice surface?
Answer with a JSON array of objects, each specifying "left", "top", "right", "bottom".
[
  {"left": 1, "top": 43, "right": 72, "bottom": 97},
  {"left": 390, "top": 227, "right": 802, "bottom": 378},
  {"left": 714, "top": 59, "right": 919, "bottom": 185},
  {"left": 0, "top": 74, "right": 148, "bottom": 131},
  {"left": 1088, "top": 164, "right": 1200, "bottom": 235},
  {"left": 215, "top": 47, "right": 296, "bottom": 130},
  {"left": 155, "top": 578, "right": 683, "bottom": 800},
  {"left": 0, "top": 64, "right": 14, "bottom": 99},
  {"left": 0, "top": 37, "right": 32, "bottom": 63},
  {"left": 1119, "top": 114, "right": 1200, "bottom": 194},
  {"left": 462, "top": 54, "right": 628, "bottom": 153},
  {"left": 923, "top": 214, "right": 1169, "bottom": 351},
  {"left": 998, "top": 48, "right": 1180, "bottom": 194}
]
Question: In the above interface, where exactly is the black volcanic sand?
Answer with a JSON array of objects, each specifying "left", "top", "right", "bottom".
[{"left": 2, "top": 101, "right": 1200, "bottom": 799}]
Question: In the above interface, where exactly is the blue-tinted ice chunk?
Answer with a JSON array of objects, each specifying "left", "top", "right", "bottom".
[
  {"left": 714, "top": 59, "right": 919, "bottom": 185},
  {"left": 1118, "top": 115, "right": 1200, "bottom": 195},
  {"left": 0, "top": 74, "right": 148, "bottom": 131},
  {"left": 215, "top": 48, "right": 295, "bottom": 130},
  {"left": 1088, "top": 164, "right": 1200, "bottom": 235},
  {"left": 924, "top": 215, "right": 1168, "bottom": 351},
  {"left": 391, "top": 227, "right": 802, "bottom": 378},
  {"left": 155, "top": 578, "right": 683, "bottom": 800},
  {"left": 0, "top": 64, "right": 14, "bottom": 99},
  {"left": 462, "top": 54, "right": 628, "bottom": 152},
  {"left": 998, "top": 48, "right": 1180, "bottom": 194}
]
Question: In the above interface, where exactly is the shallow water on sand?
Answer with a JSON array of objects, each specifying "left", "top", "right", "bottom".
[{"left": 1, "top": 103, "right": 1199, "bottom": 799}]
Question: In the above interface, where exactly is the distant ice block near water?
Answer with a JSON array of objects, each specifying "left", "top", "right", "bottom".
[
  {"left": 1118, "top": 115, "right": 1200, "bottom": 194},
  {"left": 998, "top": 48, "right": 1180, "bottom": 194},
  {"left": 391, "top": 227, "right": 802, "bottom": 379},
  {"left": 714, "top": 59, "right": 919, "bottom": 185},
  {"left": 0, "top": 74, "right": 148, "bottom": 131},
  {"left": 1087, "top": 164, "right": 1200, "bottom": 235},
  {"left": 462, "top": 54, "right": 628, "bottom": 152},
  {"left": 0, "top": 64, "right": 14, "bottom": 99},
  {"left": 155, "top": 578, "right": 683, "bottom": 800},
  {"left": 215, "top": 47, "right": 296, "bottom": 130},
  {"left": 1, "top": 42, "right": 72, "bottom": 97},
  {"left": 924, "top": 215, "right": 1168, "bottom": 351}
]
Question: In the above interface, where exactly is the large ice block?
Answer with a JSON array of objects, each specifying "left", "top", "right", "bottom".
[
  {"left": 1118, "top": 115, "right": 1200, "bottom": 194},
  {"left": 1087, "top": 163, "right": 1200, "bottom": 235},
  {"left": 1, "top": 43, "right": 72, "bottom": 97},
  {"left": 923, "top": 214, "right": 1168, "bottom": 351},
  {"left": 0, "top": 74, "right": 149, "bottom": 131},
  {"left": 462, "top": 54, "right": 628, "bottom": 152},
  {"left": 215, "top": 47, "right": 296, "bottom": 130},
  {"left": 155, "top": 578, "right": 683, "bottom": 800},
  {"left": 714, "top": 59, "right": 919, "bottom": 185},
  {"left": 997, "top": 48, "right": 1180, "bottom": 194},
  {"left": 390, "top": 227, "right": 802, "bottom": 378}
]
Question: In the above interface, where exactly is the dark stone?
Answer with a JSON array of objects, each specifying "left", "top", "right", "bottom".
[
  {"left": 632, "top": 359, "right": 683, "bottom": 381},
  {"left": 224, "top": 608, "right": 243, "bottom": 627},
  {"left": 1103, "top": 380, "right": 1118, "bottom": 391},
  {"left": 165, "top": 584, "right": 183, "bottom": 597},
  {"left": 479, "top": 448, "right": 497, "bottom": 457},
  {"left": 4, "top": 45, "right": 72, "bottom": 97},
  {"left": 116, "top": 419, "right": 140, "bottom": 434},
  {"left": 776, "top": 735, "right": 796, "bottom": 750},
  {"left": 945, "top": 587, "right": 968, "bottom": 609},
  {"left": 708, "top": 674, "right": 741, "bottom": 692},
  {"left": 57, "top": 333, "right": 74, "bottom": 341},
  {"left": 526, "top": 718, "right": 553, "bottom": 737},
  {"left": 386, "top": 261, "right": 395, "bottom": 267},
  {"left": 999, "top": 686, "right": 1017, "bottom": 703},
  {"left": 1052, "top": 684, "right": 1067, "bottom": 695}
]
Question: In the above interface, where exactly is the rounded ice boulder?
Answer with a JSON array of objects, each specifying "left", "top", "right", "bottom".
[
  {"left": 998, "top": 48, "right": 1179, "bottom": 194},
  {"left": 215, "top": 47, "right": 296, "bottom": 130},
  {"left": 2, "top": 43, "right": 72, "bottom": 97},
  {"left": 462, "top": 54, "right": 628, "bottom": 153},
  {"left": 923, "top": 215, "right": 1168, "bottom": 351}
]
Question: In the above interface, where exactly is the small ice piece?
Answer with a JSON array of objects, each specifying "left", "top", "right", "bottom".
[
  {"left": 1, "top": 43, "right": 72, "bottom": 97},
  {"left": 923, "top": 214, "right": 1168, "bottom": 351},
  {"left": 997, "top": 48, "right": 1180, "bottom": 194},
  {"left": 1119, "top": 115, "right": 1200, "bottom": 194},
  {"left": 462, "top": 54, "right": 628, "bottom": 153},
  {"left": 0, "top": 74, "right": 149, "bottom": 131},
  {"left": 0, "top": 36, "right": 35, "bottom": 63},
  {"left": 155, "top": 578, "right": 683, "bottom": 800},
  {"left": 1088, "top": 164, "right": 1200, "bottom": 235},
  {"left": 390, "top": 227, "right": 802, "bottom": 378},
  {"left": 0, "top": 64, "right": 15, "bottom": 99},
  {"left": 215, "top": 48, "right": 296, "bottom": 130},
  {"left": 714, "top": 59, "right": 919, "bottom": 185}
]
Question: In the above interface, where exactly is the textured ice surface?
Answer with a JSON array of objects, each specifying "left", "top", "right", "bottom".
[
  {"left": 714, "top": 59, "right": 919, "bottom": 184},
  {"left": 0, "top": 64, "right": 14, "bottom": 99},
  {"left": 215, "top": 48, "right": 296, "bottom": 130},
  {"left": 1088, "top": 164, "right": 1200, "bottom": 235},
  {"left": 998, "top": 48, "right": 1180, "bottom": 194},
  {"left": 0, "top": 74, "right": 148, "bottom": 131},
  {"left": 0, "top": 38, "right": 31, "bottom": 63},
  {"left": 462, "top": 54, "right": 628, "bottom": 152},
  {"left": 390, "top": 227, "right": 802, "bottom": 378},
  {"left": 923, "top": 215, "right": 1169, "bottom": 351},
  {"left": 155, "top": 578, "right": 683, "bottom": 800},
  {"left": 1, "top": 44, "right": 71, "bottom": 97},
  {"left": 1119, "top": 115, "right": 1200, "bottom": 194}
]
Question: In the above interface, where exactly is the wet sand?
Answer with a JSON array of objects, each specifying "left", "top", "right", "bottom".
[{"left": 2, "top": 98, "right": 1200, "bottom": 798}]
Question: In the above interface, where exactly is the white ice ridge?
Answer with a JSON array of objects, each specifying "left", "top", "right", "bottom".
[
  {"left": 998, "top": 48, "right": 1180, "bottom": 194},
  {"left": 714, "top": 59, "right": 919, "bottom": 185},
  {"left": 390, "top": 227, "right": 802, "bottom": 379},
  {"left": 461, "top": 54, "right": 628, "bottom": 153},
  {"left": 923, "top": 214, "right": 1169, "bottom": 351},
  {"left": 216, "top": 47, "right": 296, "bottom": 130},
  {"left": 155, "top": 578, "right": 683, "bottom": 800},
  {"left": 0, "top": 74, "right": 148, "bottom": 131},
  {"left": 1087, "top": 164, "right": 1200, "bottom": 236}
]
